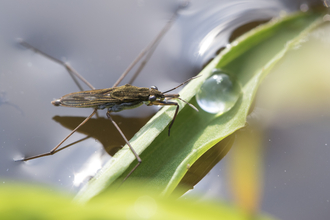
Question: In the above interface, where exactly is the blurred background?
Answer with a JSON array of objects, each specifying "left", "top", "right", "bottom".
[{"left": 0, "top": 0, "right": 328, "bottom": 219}]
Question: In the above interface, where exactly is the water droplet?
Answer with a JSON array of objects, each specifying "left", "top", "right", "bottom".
[
  {"left": 196, "top": 69, "right": 241, "bottom": 114},
  {"left": 300, "top": 3, "right": 309, "bottom": 12}
]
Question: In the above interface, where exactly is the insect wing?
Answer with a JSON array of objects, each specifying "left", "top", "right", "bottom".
[{"left": 59, "top": 88, "right": 118, "bottom": 108}]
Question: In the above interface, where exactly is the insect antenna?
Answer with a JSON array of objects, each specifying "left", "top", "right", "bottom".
[
  {"left": 163, "top": 75, "right": 201, "bottom": 112},
  {"left": 162, "top": 75, "right": 201, "bottom": 94}
]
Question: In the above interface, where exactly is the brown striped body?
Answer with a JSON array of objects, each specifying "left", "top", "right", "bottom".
[{"left": 51, "top": 84, "right": 164, "bottom": 112}]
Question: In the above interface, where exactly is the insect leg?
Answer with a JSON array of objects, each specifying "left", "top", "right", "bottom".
[
  {"left": 106, "top": 111, "right": 142, "bottom": 181},
  {"left": 114, "top": 2, "right": 188, "bottom": 87},
  {"left": 149, "top": 101, "right": 179, "bottom": 136},
  {"left": 18, "top": 109, "right": 97, "bottom": 161},
  {"left": 17, "top": 136, "right": 91, "bottom": 161},
  {"left": 18, "top": 40, "right": 95, "bottom": 91},
  {"left": 126, "top": 7, "right": 182, "bottom": 85}
]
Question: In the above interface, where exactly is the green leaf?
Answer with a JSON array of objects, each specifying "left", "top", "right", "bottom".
[
  {"left": 76, "top": 11, "right": 324, "bottom": 203},
  {"left": 0, "top": 183, "right": 277, "bottom": 220}
]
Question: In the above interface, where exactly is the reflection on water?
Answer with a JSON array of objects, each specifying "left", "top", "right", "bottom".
[{"left": 72, "top": 150, "right": 104, "bottom": 188}]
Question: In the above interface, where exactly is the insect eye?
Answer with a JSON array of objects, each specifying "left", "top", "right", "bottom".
[
  {"left": 150, "top": 85, "right": 158, "bottom": 90},
  {"left": 149, "top": 95, "right": 157, "bottom": 102}
]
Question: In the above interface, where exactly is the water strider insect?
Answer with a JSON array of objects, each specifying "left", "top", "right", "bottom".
[{"left": 17, "top": 2, "right": 198, "bottom": 181}]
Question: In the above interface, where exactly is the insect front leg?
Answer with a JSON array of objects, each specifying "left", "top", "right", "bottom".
[
  {"left": 148, "top": 101, "right": 179, "bottom": 136},
  {"left": 106, "top": 110, "right": 142, "bottom": 182}
]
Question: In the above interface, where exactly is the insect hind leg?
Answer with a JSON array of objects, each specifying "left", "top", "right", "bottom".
[{"left": 18, "top": 109, "right": 97, "bottom": 162}]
